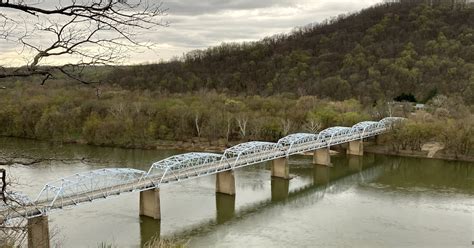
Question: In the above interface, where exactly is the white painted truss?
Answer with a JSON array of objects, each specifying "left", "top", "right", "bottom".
[
  {"left": 277, "top": 133, "right": 319, "bottom": 156},
  {"left": 318, "top": 126, "right": 353, "bottom": 143},
  {"left": 143, "top": 152, "right": 223, "bottom": 185},
  {"left": 379, "top": 117, "right": 404, "bottom": 127},
  {"left": 1, "top": 117, "right": 405, "bottom": 220},
  {"left": 222, "top": 141, "right": 283, "bottom": 168},
  {"left": 34, "top": 168, "right": 146, "bottom": 211},
  {"left": 351, "top": 121, "right": 381, "bottom": 138}
]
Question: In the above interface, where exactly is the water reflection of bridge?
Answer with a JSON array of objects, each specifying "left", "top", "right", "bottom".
[{"left": 139, "top": 154, "right": 388, "bottom": 246}]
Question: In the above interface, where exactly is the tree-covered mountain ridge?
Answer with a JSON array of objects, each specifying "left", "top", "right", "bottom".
[{"left": 108, "top": 0, "right": 474, "bottom": 105}]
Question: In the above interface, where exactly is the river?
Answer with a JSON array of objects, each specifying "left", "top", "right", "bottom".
[{"left": 0, "top": 137, "right": 473, "bottom": 247}]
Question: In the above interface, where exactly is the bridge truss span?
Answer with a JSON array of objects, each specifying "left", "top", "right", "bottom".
[
  {"left": 1, "top": 117, "right": 405, "bottom": 220},
  {"left": 222, "top": 141, "right": 284, "bottom": 168},
  {"left": 143, "top": 152, "right": 223, "bottom": 187},
  {"left": 351, "top": 121, "right": 383, "bottom": 139},
  {"left": 318, "top": 126, "right": 353, "bottom": 144},
  {"left": 277, "top": 133, "right": 319, "bottom": 156},
  {"left": 379, "top": 117, "right": 404, "bottom": 128},
  {"left": 34, "top": 168, "right": 147, "bottom": 214}
]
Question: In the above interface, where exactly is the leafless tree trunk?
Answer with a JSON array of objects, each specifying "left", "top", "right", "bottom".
[
  {"left": 251, "top": 121, "right": 263, "bottom": 140},
  {"left": 280, "top": 119, "right": 292, "bottom": 136},
  {"left": 226, "top": 116, "right": 233, "bottom": 142},
  {"left": 236, "top": 116, "right": 248, "bottom": 139},
  {"left": 0, "top": 0, "right": 167, "bottom": 84},
  {"left": 194, "top": 112, "right": 201, "bottom": 137},
  {"left": 303, "top": 120, "right": 322, "bottom": 133}
]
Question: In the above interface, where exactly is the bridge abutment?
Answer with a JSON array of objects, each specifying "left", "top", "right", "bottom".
[
  {"left": 347, "top": 140, "right": 363, "bottom": 156},
  {"left": 313, "top": 148, "right": 331, "bottom": 166},
  {"left": 28, "top": 215, "right": 50, "bottom": 248},
  {"left": 271, "top": 157, "right": 290, "bottom": 179},
  {"left": 216, "top": 170, "right": 235, "bottom": 195},
  {"left": 139, "top": 188, "right": 161, "bottom": 220}
]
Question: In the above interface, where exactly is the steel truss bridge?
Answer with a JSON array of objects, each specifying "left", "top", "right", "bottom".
[{"left": 0, "top": 117, "right": 403, "bottom": 221}]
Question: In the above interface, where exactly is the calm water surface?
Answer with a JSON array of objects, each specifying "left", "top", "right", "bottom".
[{"left": 0, "top": 137, "right": 473, "bottom": 247}]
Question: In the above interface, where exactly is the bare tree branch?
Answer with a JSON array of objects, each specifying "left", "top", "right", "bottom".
[{"left": 0, "top": 0, "right": 168, "bottom": 84}]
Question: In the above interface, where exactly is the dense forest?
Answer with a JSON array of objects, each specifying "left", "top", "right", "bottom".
[
  {"left": 0, "top": 82, "right": 471, "bottom": 157},
  {"left": 108, "top": 0, "right": 474, "bottom": 105},
  {"left": 0, "top": 0, "right": 472, "bottom": 157}
]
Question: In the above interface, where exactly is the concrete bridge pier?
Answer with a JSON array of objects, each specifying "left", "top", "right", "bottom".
[
  {"left": 216, "top": 170, "right": 236, "bottom": 195},
  {"left": 347, "top": 140, "right": 364, "bottom": 156},
  {"left": 139, "top": 188, "right": 161, "bottom": 220},
  {"left": 313, "top": 148, "right": 331, "bottom": 166},
  {"left": 271, "top": 157, "right": 290, "bottom": 179},
  {"left": 28, "top": 215, "right": 50, "bottom": 248}
]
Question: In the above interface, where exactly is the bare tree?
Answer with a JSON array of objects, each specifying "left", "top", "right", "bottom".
[
  {"left": 194, "top": 112, "right": 202, "bottom": 138},
  {"left": 0, "top": 0, "right": 167, "bottom": 84},
  {"left": 236, "top": 115, "right": 248, "bottom": 140},
  {"left": 303, "top": 120, "right": 322, "bottom": 133},
  {"left": 0, "top": 169, "right": 31, "bottom": 246},
  {"left": 225, "top": 115, "right": 232, "bottom": 142},
  {"left": 280, "top": 118, "right": 292, "bottom": 136}
]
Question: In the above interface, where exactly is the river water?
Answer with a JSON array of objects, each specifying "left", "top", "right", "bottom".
[{"left": 0, "top": 137, "right": 473, "bottom": 247}]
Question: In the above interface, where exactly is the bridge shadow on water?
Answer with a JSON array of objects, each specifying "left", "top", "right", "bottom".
[{"left": 138, "top": 154, "right": 397, "bottom": 245}]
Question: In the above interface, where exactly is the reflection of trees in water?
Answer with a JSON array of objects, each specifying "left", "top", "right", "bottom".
[
  {"left": 372, "top": 156, "right": 473, "bottom": 194},
  {"left": 249, "top": 180, "right": 266, "bottom": 191},
  {"left": 0, "top": 137, "right": 179, "bottom": 170}
]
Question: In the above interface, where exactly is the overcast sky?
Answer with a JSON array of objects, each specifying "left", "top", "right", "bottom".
[{"left": 0, "top": 0, "right": 382, "bottom": 66}]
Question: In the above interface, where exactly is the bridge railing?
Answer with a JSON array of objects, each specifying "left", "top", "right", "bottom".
[
  {"left": 35, "top": 168, "right": 146, "bottom": 209},
  {"left": 141, "top": 152, "right": 224, "bottom": 187},
  {"left": 1, "top": 117, "right": 404, "bottom": 219}
]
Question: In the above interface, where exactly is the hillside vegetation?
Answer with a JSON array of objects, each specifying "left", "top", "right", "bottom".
[
  {"left": 108, "top": 0, "right": 474, "bottom": 105},
  {"left": 0, "top": 0, "right": 472, "bottom": 158}
]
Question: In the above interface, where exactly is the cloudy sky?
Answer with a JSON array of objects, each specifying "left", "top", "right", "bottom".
[{"left": 0, "top": 0, "right": 382, "bottom": 66}]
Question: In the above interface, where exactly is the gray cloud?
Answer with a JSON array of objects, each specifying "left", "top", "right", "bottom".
[
  {"left": 0, "top": 0, "right": 382, "bottom": 65},
  {"left": 162, "top": 0, "right": 296, "bottom": 15}
]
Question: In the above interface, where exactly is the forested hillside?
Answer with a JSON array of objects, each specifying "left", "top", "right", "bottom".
[
  {"left": 0, "top": 0, "right": 472, "bottom": 157},
  {"left": 108, "top": 0, "right": 474, "bottom": 105}
]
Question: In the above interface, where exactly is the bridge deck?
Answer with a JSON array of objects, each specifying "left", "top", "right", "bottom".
[{"left": 0, "top": 117, "right": 403, "bottom": 220}]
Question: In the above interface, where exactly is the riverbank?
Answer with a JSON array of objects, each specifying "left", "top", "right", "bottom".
[
  {"left": 1, "top": 136, "right": 472, "bottom": 164},
  {"left": 115, "top": 140, "right": 474, "bottom": 163},
  {"left": 364, "top": 143, "right": 474, "bottom": 163}
]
